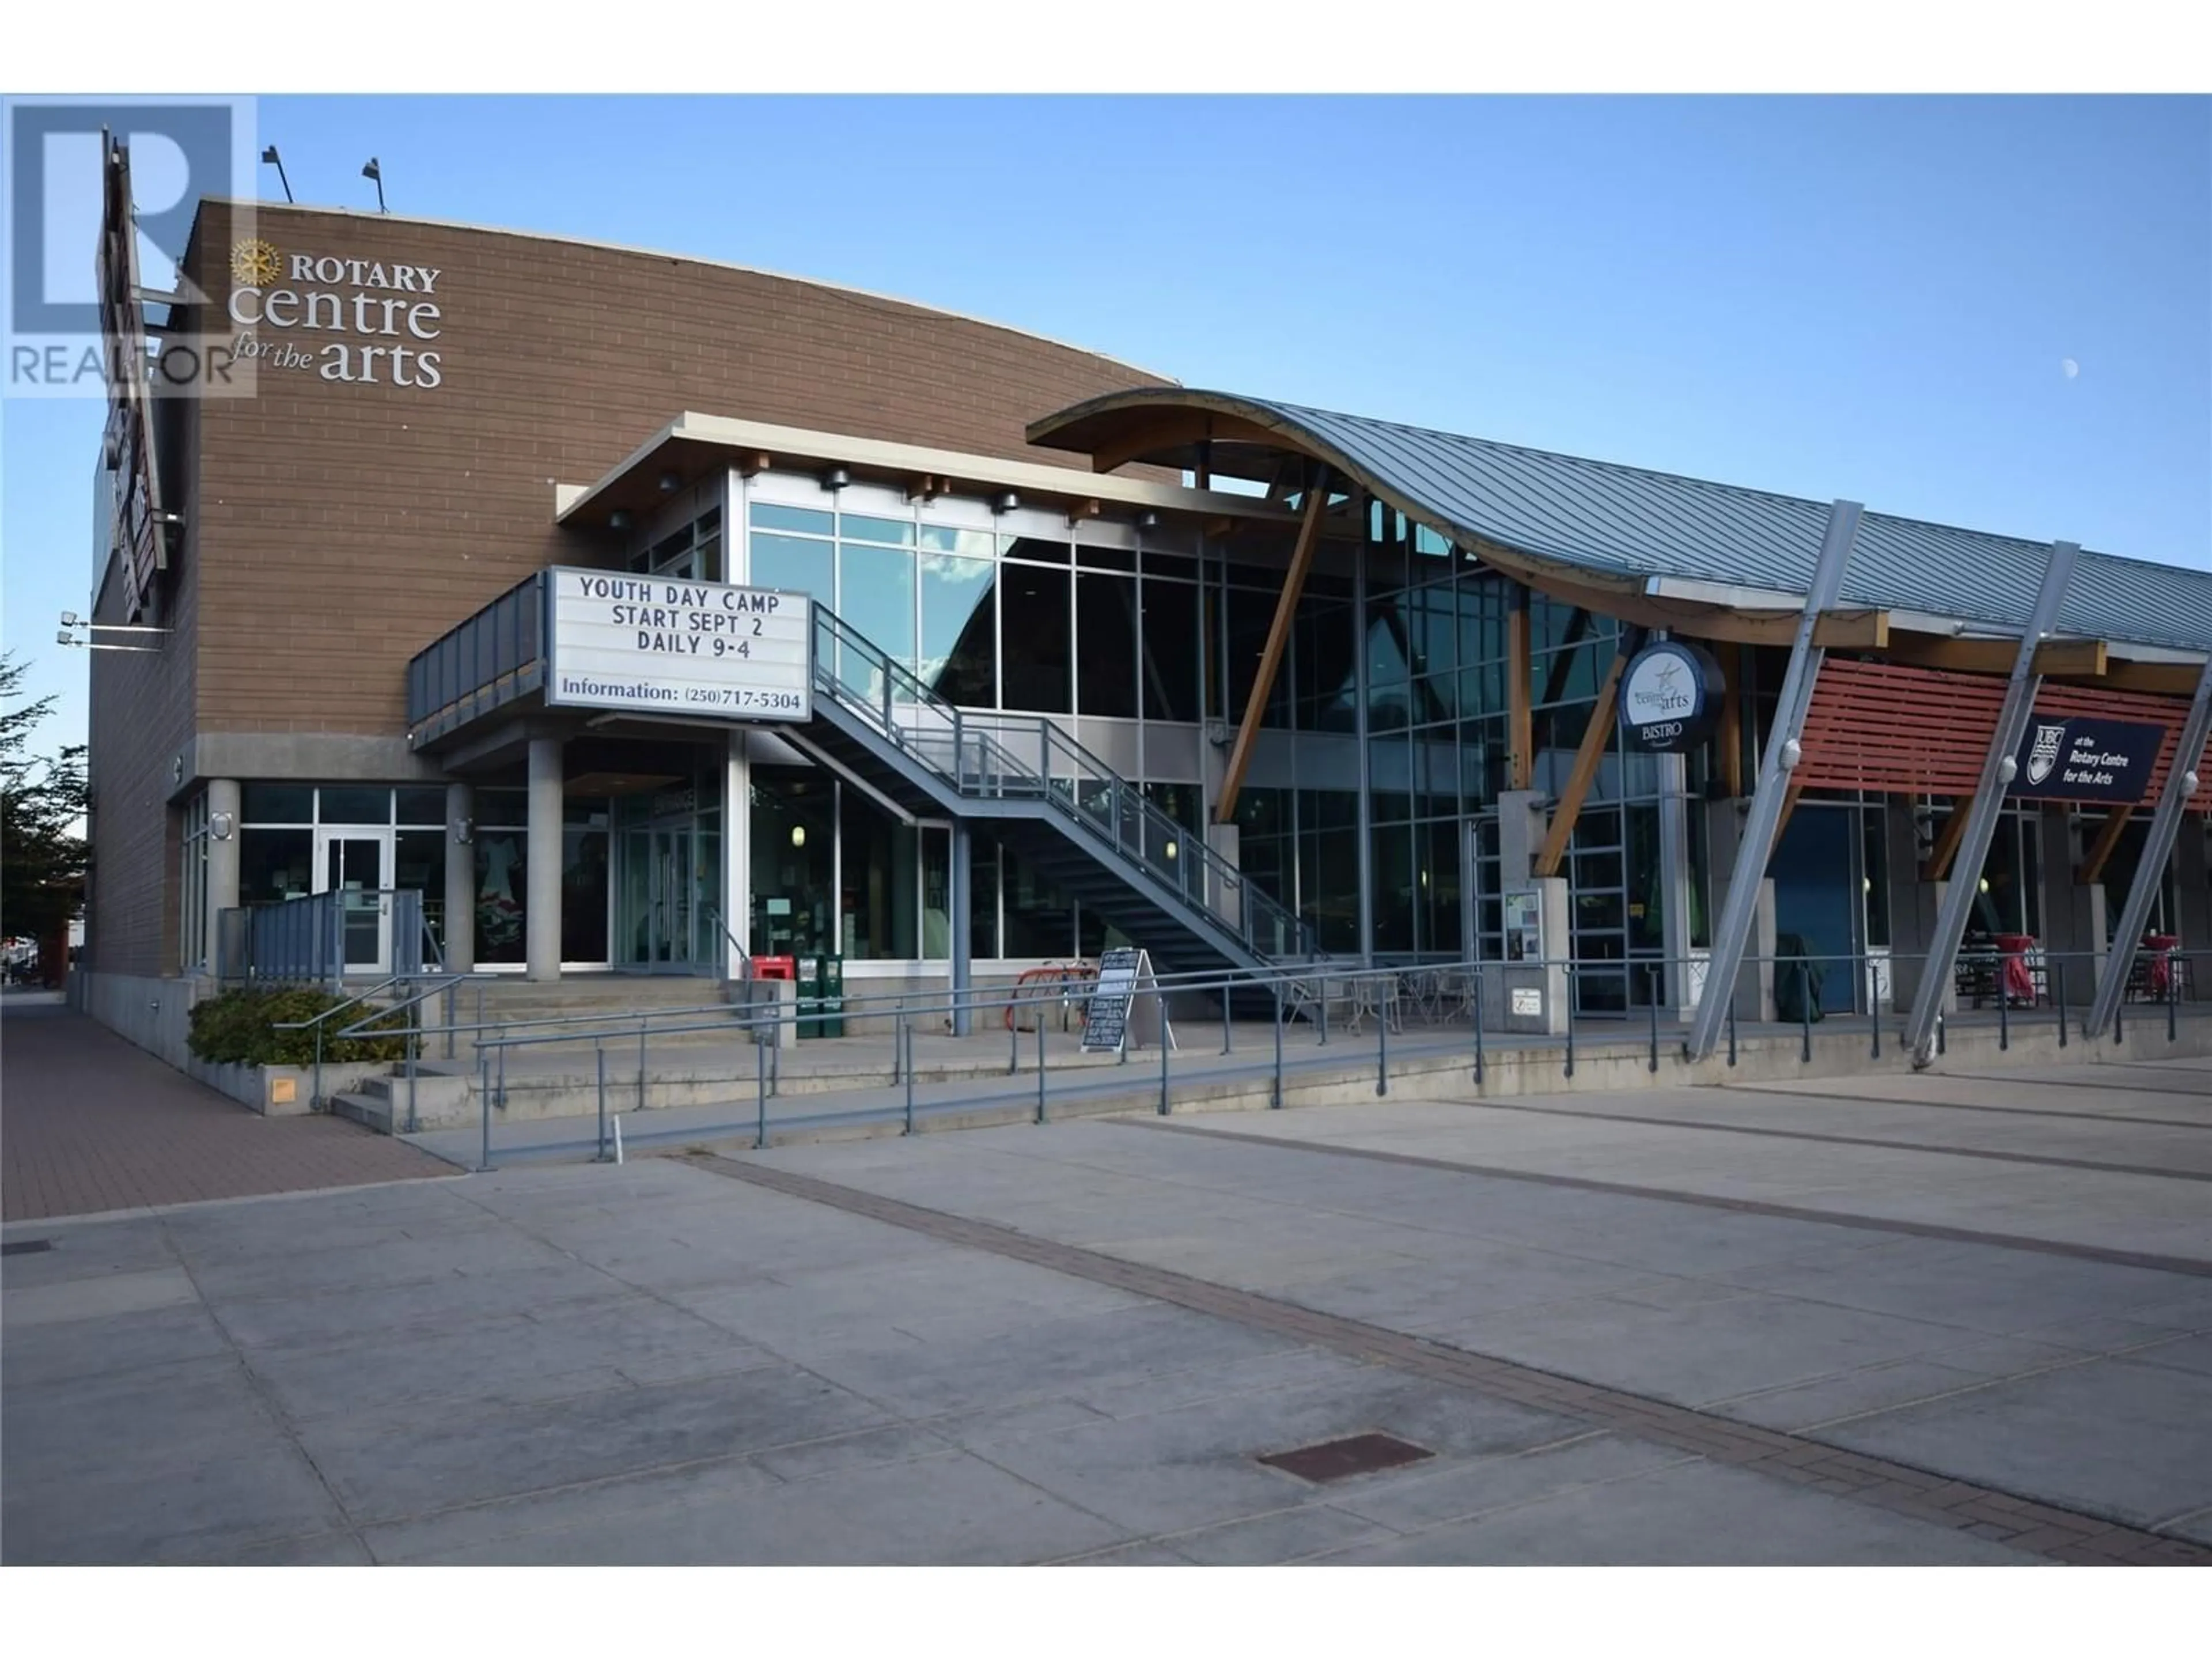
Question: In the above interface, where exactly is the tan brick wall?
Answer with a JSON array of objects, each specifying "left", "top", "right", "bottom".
[
  {"left": 85, "top": 200, "right": 1172, "bottom": 975},
  {"left": 88, "top": 396, "right": 203, "bottom": 976},
  {"left": 182, "top": 201, "right": 1168, "bottom": 736}
]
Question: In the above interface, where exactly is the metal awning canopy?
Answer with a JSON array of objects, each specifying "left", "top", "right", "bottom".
[{"left": 1028, "top": 387, "right": 2212, "bottom": 679}]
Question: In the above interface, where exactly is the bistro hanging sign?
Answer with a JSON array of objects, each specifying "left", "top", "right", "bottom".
[
  {"left": 1618, "top": 638, "right": 1725, "bottom": 753},
  {"left": 544, "top": 568, "right": 812, "bottom": 723},
  {"left": 2008, "top": 715, "right": 2165, "bottom": 804}
]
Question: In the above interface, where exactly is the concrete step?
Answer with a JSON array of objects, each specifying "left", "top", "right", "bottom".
[
  {"left": 355, "top": 1070, "right": 471, "bottom": 1114},
  {"left": 329, "top": 1090, "right": 395, "bottom": 1134}
]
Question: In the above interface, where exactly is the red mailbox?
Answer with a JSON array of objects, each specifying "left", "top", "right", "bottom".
[{"left": 754, "top": 955, "right": 797, "bottom": 982}]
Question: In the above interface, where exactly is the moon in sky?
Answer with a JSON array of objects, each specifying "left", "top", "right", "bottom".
[{"left": 2061, "top": 358, "right": 2080, "bottom": 379}]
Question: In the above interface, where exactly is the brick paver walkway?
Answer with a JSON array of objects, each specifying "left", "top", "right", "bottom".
[{"left": 2, "top": 994, "right": 456, "bottom": 1222}]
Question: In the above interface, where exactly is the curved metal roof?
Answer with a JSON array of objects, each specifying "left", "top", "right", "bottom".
[{"left": 1029, "top": 389, "right": 2212, "bottom": 657}]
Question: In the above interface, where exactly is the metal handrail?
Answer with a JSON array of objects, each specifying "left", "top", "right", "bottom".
[
  {"left": 330, "top": 972, "right": 475, "bottom": 1041},
  {"left": 698, "top": 900, "right": 753, "bottom": 981},
  {"left": 271, "top": 972, "right": 418, "bottom": 1036},
  {"left": 389, "top": 941, "right": 2209, "bottom": 1171},
  {"left": 810, "top": 604, "right": 1312, "bottom": 961}
]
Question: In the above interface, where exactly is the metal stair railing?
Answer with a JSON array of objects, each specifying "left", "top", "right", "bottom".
[{"left": 811, "top": 603, "right": 1310, "bottom": 961}]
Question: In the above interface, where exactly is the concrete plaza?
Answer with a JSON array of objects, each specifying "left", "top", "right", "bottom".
[{"left": 5, "top": 1026, "right": 2211, "bottom": 1564}]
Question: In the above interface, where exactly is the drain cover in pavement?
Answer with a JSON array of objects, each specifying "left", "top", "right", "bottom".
[
  {"left": 1, "top": 1239, "right": 54, "bottom": 1256},
  {"left": 1258, "top": 1432, "right": 1433, "bottom": 1483}
]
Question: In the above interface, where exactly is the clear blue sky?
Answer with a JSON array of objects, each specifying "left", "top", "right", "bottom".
[{"left": 5, "top": 94, "right": 2207, "bottom": 753}]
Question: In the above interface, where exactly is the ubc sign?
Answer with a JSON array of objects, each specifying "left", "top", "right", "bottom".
[
  {"left": 2008, "top": 715, "right": 2165, "bottom": 804},
  {"left": 1618, "top": 639, "right": 1724, "bottom": 753},
  {"left": 544, "top": 569, "right": 811, "bottom": 723}
]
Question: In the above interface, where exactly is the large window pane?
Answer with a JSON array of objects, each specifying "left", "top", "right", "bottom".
[
  {"left": 1225, "top": 585, "right": 1289, "bottom": 728},
  {"left": 1000, "top": 565, "right": 1071, "bottom": 713},
  {"left": 921, "top": 827, "right": 950, "bottom": 960},
  {"left": 474, "top": 830, "right": 527, "bottom": 964},
  {"left": 751, "top": 503, "right": 833, "bottom": 537},
  {"left": 562, "top": 827, "right": 609, "bottom": 963},
  {"left": 969, "top": 836, "right": 1001, "bottom": 959},
  {"left": 1138, "top": 578, "right": 1200, "bottom": 723},
  {"left": 1001, "top": 840, "right": 1073, "bottom": 957},
  {"left": 751, "top": 531, "right": 834, "bottom": 600},
  {"left": 394, "top": 829, "right": 447, "bottom": 957},
  {"left": 242, "top": 783, "right": 312, "bottom": 823},
  {"left": 395, "top": 786, "right": 445, "bottom": 825},
  {"left": 842, "top": 794, "right": 918, "bottom": 961},
  {"left": 749, "top": 769, "right": 834, "bottom": 957},
  {"left": 241, "top": 828, "right": 312, "bottom": 903},
  {"left": 838, "top": 540, "right": 917, "bottom": 696},
  {"left": 840, "top": 513, "right": 914, "bottom": 546},
  {"left": 920, "top": 553, "right": 997, "bottom": 707},
  {"left": 319, "top": 786, "right": 391, "bottom": 825},
  {"left": 1075, "top": 571, "right": 1138, "bottom": 718}
]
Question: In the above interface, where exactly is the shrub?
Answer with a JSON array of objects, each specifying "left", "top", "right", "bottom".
[{"left": 186, "top": 988, "right": 413, "bottom": 1068}]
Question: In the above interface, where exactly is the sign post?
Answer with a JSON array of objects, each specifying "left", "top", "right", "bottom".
[{"left": 1081, "top": 947, "right": 1176, "bottom": 1056}]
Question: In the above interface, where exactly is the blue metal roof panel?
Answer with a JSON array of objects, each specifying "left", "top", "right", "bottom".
[{"left": 1221, "top": 394, "right": 2212, "bottom": 655}]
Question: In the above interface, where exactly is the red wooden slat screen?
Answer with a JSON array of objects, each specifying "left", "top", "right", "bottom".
[{"left": 1794, "top": 659, "right": 2211, "bottom": 810}]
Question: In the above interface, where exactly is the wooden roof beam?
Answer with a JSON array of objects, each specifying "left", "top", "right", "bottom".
[
  {"left": 1215, "top": 471, "right": 1331, "bottom": 824},
  {"left": 1533, "top": 647, "right": 1631, "bottom": 878},
  {"left": 1886, "top": 635, "right": 2110, "bottom": 678},
  {"left": 1922, "top": 798, "right": 1974, "bottom": 883},
  {"left": 1089, "top": 411, "right": 1303, "bottom": 475},
  {"left": 2079, "top": 806, "right": 2134, "bottom": 887}
]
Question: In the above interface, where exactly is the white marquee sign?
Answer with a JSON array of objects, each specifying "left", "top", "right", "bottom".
[{"left": 544, "top": 568, "right": 810, "bottom": 722}]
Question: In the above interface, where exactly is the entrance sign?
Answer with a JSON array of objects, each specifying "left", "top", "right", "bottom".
[
  {"left": 1082, "top": 947, "right": 1175, "bottom": 1054},
  {"left": 544, "top": 567, "right": 810, "bottom": 722},
  {"left": 1618, "top": 639, "right": 1725, "bottom": 753},
  {"left": 2008, "top": 715, "right": 2164, "bottom": 804}
]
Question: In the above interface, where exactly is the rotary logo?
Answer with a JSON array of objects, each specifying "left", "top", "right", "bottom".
[
  {"left": 230, "top": 238, "right": 282, "bottom": 287},
  {"left": 2026, "top": 722, "right": 2066, "bottom": 786}
]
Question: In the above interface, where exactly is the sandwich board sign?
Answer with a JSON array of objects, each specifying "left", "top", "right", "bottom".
[{"left": 1082, "top": 947, "right": 1176, "bottom": 1054}]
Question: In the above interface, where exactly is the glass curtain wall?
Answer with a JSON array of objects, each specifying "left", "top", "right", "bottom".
[{"left": 741, "top": 493, "right": 1208, "bottom": 961}]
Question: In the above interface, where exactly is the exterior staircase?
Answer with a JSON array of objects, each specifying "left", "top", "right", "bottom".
[{"left": 802, "top": 605, "right": 1309, "bottom": 983}]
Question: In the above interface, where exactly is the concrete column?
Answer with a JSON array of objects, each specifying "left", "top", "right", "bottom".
[
  {"left": 1656, "top": 752, "right": 1691, "bottom": 1012},
  {"left": 525, "top": 736, "right": 563, "bottom": 982},
  {"left": 723, "top": 732, "right": 751, "bottom": 978},
  {"left": 204, "top": 778, "right": 241, "bottom": 976},
  {"left": 444, "top": 782, "right": 475, "bottom": 972},
  {"left": 1887, "top": 798, "right": 1942, "bottom": 1014},
  {"left": 1497, "top": 876, "right": 1571, "bottom": 1036},
  {"left": 1207, "top": 821, "right": 1243, "bottom": 930},
  {"left": 2037, "top": 805, "right": 2097, "bottom": 1004},
  {"left": 1496, "top": 790, "right": 1548, "bottom": 888},
  {"left": 949, "top": 819, "right": 973, "bottom": 1035}
]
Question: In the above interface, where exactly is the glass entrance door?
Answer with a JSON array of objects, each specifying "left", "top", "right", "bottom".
[
  {"left": 316, "top": 834, "right": 391, "bottom": 975},
  {"left": 619, "top": 820, "right": 710, "bottom": 971}
]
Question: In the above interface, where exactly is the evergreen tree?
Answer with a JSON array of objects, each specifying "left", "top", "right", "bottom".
[{"left": 1, "top": 653, "right": 88, "bottom": 944}]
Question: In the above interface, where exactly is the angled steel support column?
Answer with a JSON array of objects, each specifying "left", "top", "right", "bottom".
[
  {"left": 2085, "top": 657, "right": 2212, "bottom": 1039},
  {"left": 1684, "top": 500, "right": 1863, "bottom": 1060},
  {"left": 1904, "top": 541, "right": 2080, "bottom": 1067}
]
